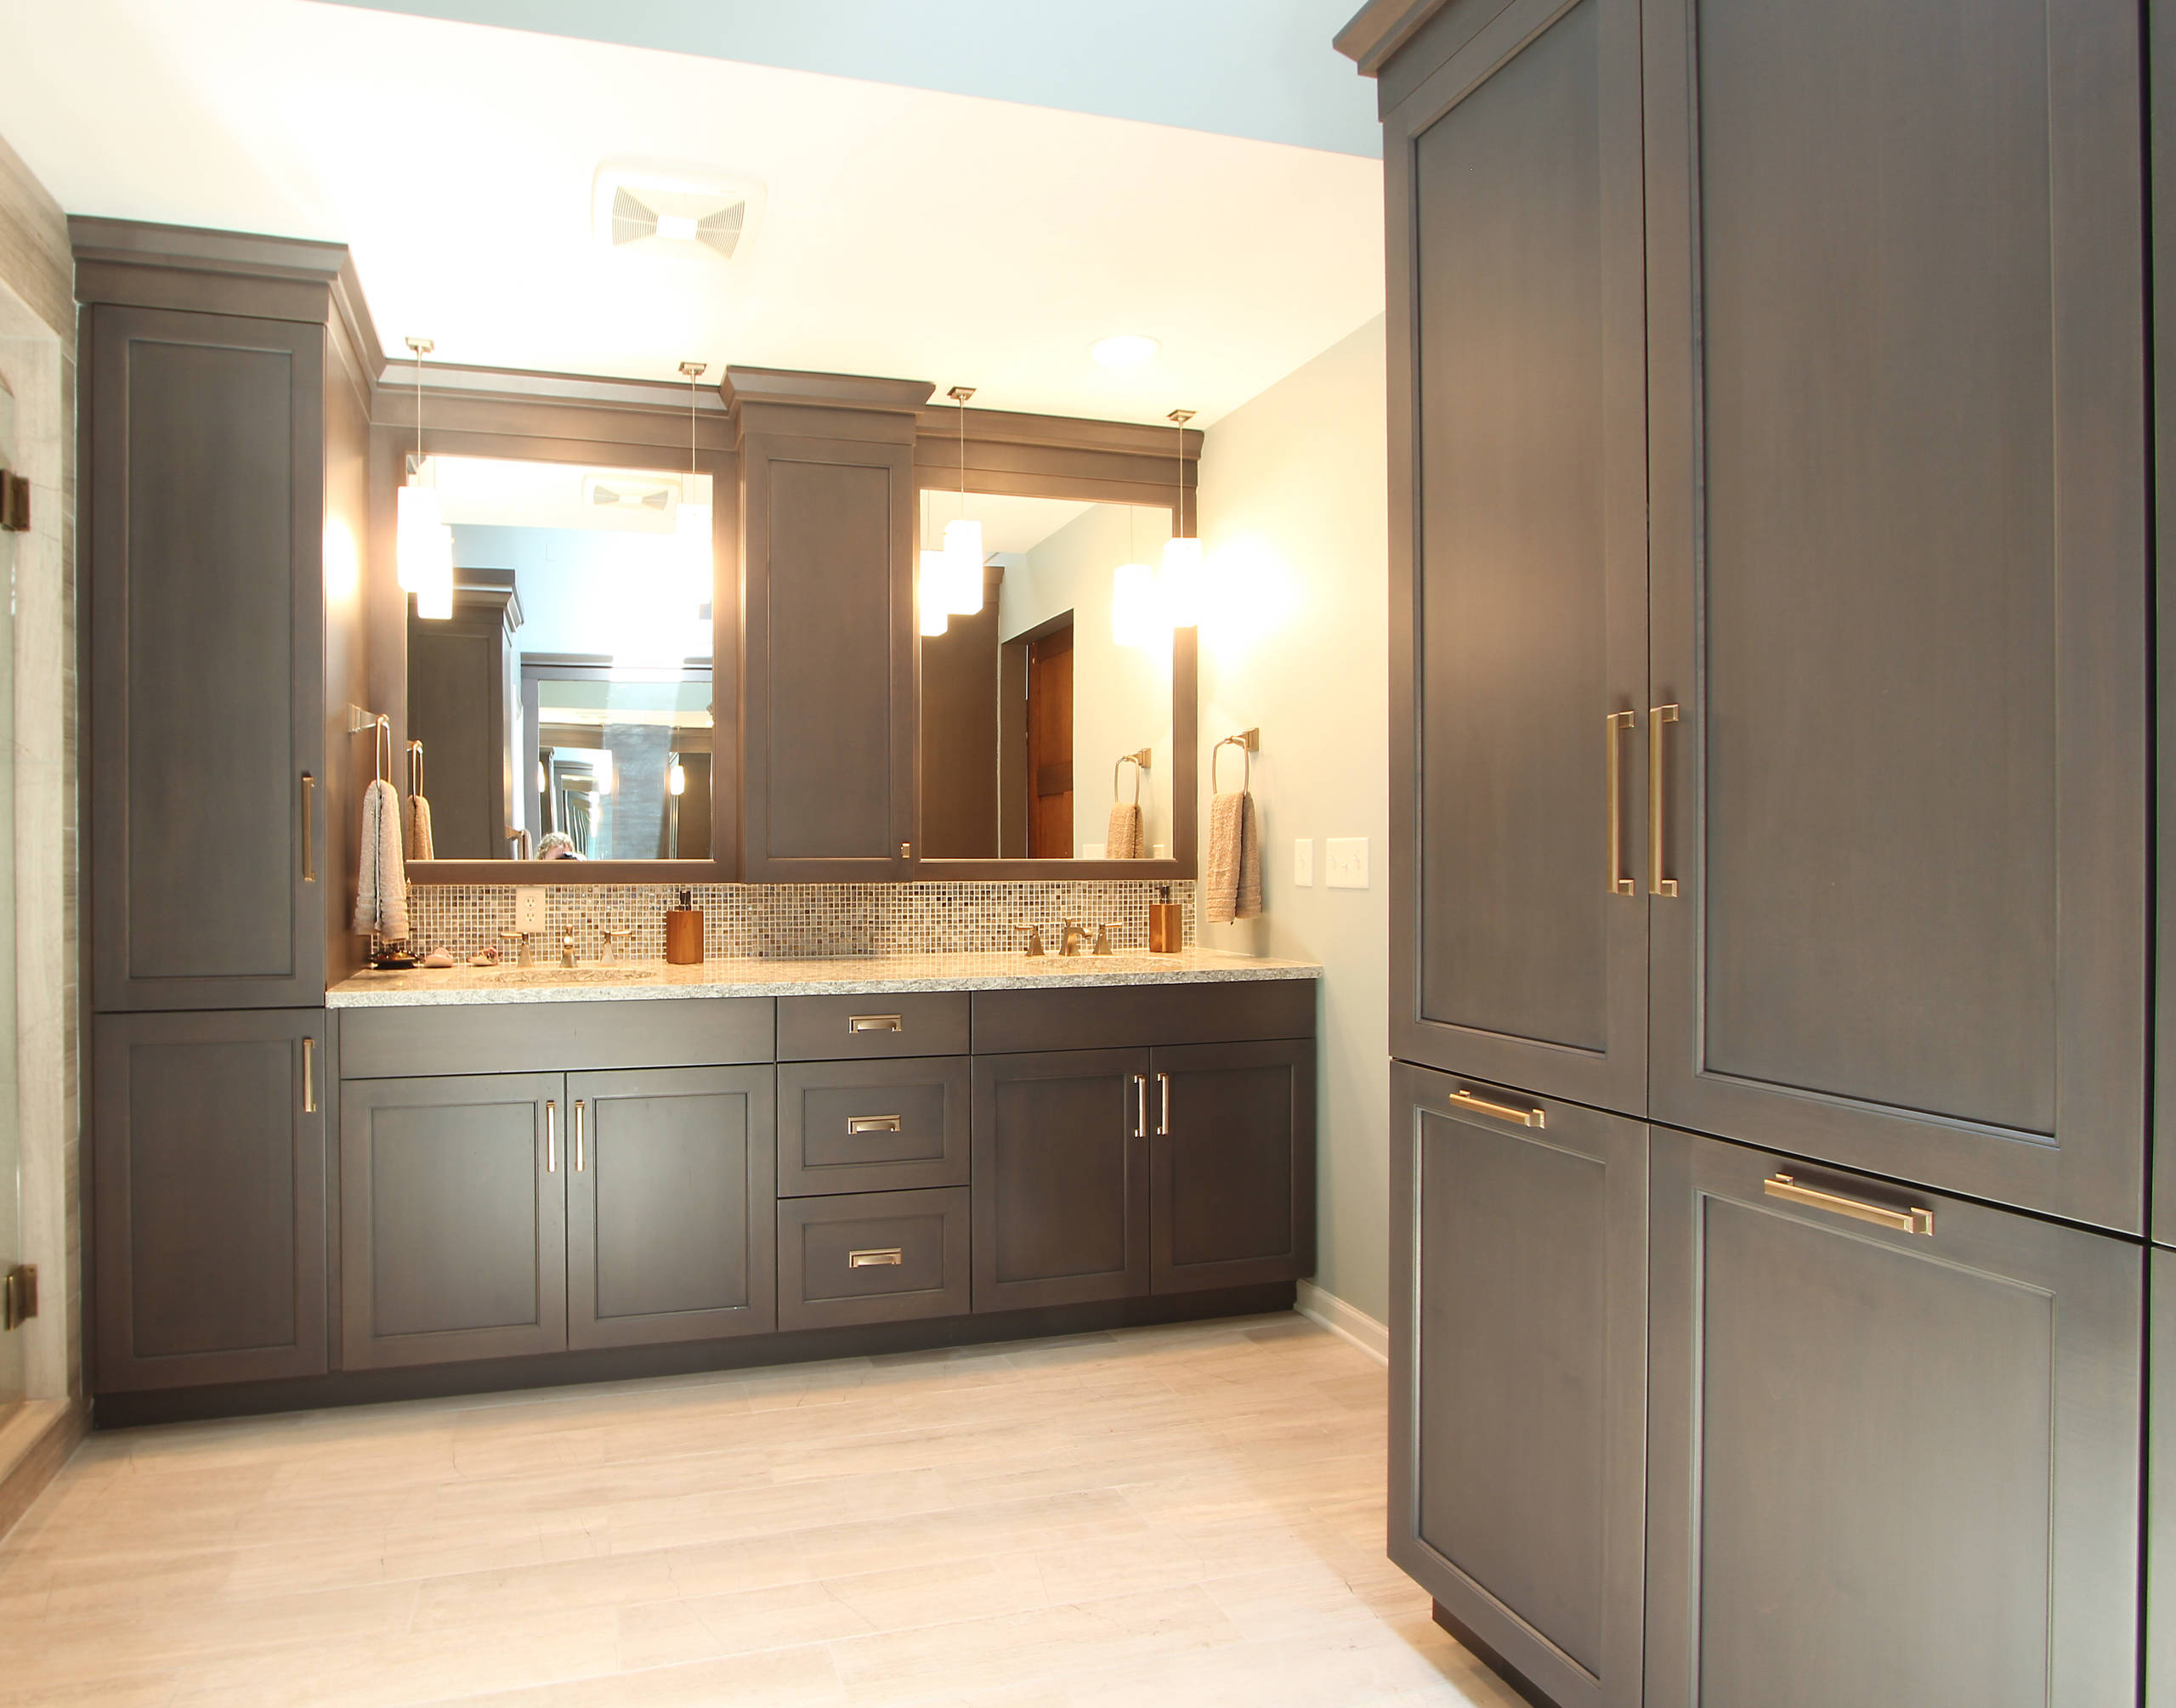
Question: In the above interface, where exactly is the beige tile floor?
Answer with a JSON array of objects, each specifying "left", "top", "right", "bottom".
[{"left": 0, "top": 1314, "right": 1524, "bottom": 1708}]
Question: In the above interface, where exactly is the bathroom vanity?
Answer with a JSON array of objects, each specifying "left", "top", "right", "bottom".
[{"left": 91, "top": 953, "right": 1317, "bottom": 1422}]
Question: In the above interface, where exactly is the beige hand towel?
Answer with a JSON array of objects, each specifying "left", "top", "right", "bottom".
[
  {"left": 353, "top": 777, "right": 408, "bottom": 942},
  {"left": 1204, "top": 789, "right": 1262, "bottom": 925},
  {"left": 406, "top": 792, "right": 435, "bottom": 862},
  {"left": 1105, "top": 800, "right": 1144, "bottom": 860}
]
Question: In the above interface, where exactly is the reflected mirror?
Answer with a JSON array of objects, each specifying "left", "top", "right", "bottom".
[
  {"left": 405, "top": 455, "right": 713, "bottom": 862},
  {"left": 917, "top": 492, "right": 1174, "bottom": 860}
]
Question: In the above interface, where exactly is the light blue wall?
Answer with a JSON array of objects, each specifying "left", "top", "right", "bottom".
[{"left": 316, "top": 0, "right": 1380, "bottom": 156}]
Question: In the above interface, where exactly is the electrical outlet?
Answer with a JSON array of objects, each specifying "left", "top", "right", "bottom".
[
  {"left": 1294, "top": 838, "right": 1314, "bottom": 887},
  {"left": 514, "top": 886, "right": 549, "bottom": 932},
  {"left": 1325, "top": 837, "right": 1370, "bottom": 890}
]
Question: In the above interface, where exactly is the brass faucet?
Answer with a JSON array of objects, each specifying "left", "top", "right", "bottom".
[
  {"left": 1058, "top": 919, "right": 1090, "bottom": 956},
  {"left": 560, "top": 928, "right": 577, "bottom": 969}
]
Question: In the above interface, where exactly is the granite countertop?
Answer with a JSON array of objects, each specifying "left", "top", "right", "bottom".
[{"left": 325, "top": 947, "right": 1323, "bottom": 1008}]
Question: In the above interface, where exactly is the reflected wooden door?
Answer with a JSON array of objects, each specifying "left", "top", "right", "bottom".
[{"left": 1027, "top": 619, "right": 1074, "bottom": 858}]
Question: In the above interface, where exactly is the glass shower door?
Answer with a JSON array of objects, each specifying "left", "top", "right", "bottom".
[{"left": 0, "top": 379, "right": 21, "bottom": 1420}]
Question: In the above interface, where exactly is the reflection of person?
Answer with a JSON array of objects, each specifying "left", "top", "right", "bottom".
[{"left": 538, "top": 832, "right": 583, "bottom": 860}]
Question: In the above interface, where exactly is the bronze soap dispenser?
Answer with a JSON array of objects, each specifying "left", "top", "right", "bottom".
[{"left": 665, "top": 889, "right": 704, "bottom": 965}]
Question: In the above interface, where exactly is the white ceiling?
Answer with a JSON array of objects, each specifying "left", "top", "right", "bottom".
[{"left": 2, "top": 0, "right": 1386, "bottom": 426}]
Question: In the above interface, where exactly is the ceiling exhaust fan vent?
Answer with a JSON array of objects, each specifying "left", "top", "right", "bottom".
[{"left": 592, "top": 159, "right": 766, "bottom": 263}]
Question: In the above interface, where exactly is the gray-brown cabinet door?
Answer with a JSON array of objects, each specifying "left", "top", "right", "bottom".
[
  {"left": 1391, "top": 1062, "right": 1646, "bottom": 1708},
  {"left": 339, "top": 1073, "right": 565, "bottom": 1369},
  {"left": 87, "top": 305, "right": 326, "bottom": 1011},
  {"left": 1646, "top": 1128, "right": 2140, "bottom": 1708},
  {"left": 1149, "top": 1039, "right": 1314, "bottom": 1294},
  {"left": 1384, "top": 0, "right": 1649, "bottom": 1113},
  {"left": 565, "top": 1066, "right": 775, "bottom": 1350},
  {"left": 972, "top": 1048, "right": 1150, "bottom": 1311},
  {"left": 91, "top": 1010, "right": 328, "bottom": 1391},
  {"left": 1643, "top": 0, "right": 2148, "bottom": 1231},
  {"left": 739, "top": 431, "right": 916, "bottom": 881},
  {"left": 2153, "top": 1247, "right": 2176, "bottom": 1708}
]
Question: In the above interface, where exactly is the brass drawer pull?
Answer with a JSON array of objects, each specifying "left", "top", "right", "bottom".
[
  {"left": 1449, "top": 1089, "right": 1546, "bottom": 1129},
  {"left": 1606, "top": 710, "right": 1635, "bottom": 896},
  {"left": 1648, "top": 703, "right": 1680, "bottom": 897},
  {"left": 847, "top": 1247, "right": 904, "bottom": 1268},
  {"left": 1763, "top": 1174, "right": 1934, "bottom": 1236},
  {"left": 849, "top": 1015, "right": 903, "bottom": 1033},
  {"left": 848, "top": 1114, "right": 903, "bottom": 1134}
]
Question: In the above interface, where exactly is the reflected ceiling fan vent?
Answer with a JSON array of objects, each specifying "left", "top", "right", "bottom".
[{"left": 592, "top": 159, "right": 766, "bottom": 263}]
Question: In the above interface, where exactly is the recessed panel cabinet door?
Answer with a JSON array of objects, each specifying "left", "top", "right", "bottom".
[
  {"left": 1390, "top": 1063, "right": 1646, "bottom": 1708},
  {"left": 1645, "top": 1128, "right": 2140, "bottom": 1708},
  {"left": 2152, "top": 1249, "right": 2176, "bottom": 1708},
  {"left": 971, "top": 1048, "right": 1150, "bottom": 1311},
  {"left": 339, "top": 1073, "right": 565, "bottom": 1369},
  {"left": 1643, "top": 0, "right": 2148, "bottom": 1230},
  {"left": 92, "top": 1010, "right": 327, "bottom": 1391},
  {"left": 1385, "top": 0, "right": 1649, "bottom": 1112},
  {"left": 1149, "top": 1039, "right": 1314, "bottom": 1294},
  {"left": 565, "top": 1066, "right": 776, "bottom": 1350},
  {"left": 87, "top": 306, "right": 326, "bottom": 1011}
]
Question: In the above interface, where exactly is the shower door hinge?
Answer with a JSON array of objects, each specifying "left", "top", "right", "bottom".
[{"left": 2, "top": 1264, "right": 36, "bottom": 1331}]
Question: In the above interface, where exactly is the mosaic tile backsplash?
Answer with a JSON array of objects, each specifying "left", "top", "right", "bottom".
[{"left": 402, "top": 880, "right": 1198, "bottom": 964}]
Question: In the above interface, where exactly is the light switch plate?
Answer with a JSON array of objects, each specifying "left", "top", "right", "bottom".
[
  {"left": 514, "top": 886, "right": 549, "bottom": 932},
  {"left": 1294, "top": 838, "right": 1314, "bottom": 887},
  {"left": 1325, "top": 837, "right": 1370, "bottom": 890}
]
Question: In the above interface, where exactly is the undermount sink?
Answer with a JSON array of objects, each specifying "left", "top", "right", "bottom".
[{"left": 484, "top": 964, "right": 661, "bottom": 984}]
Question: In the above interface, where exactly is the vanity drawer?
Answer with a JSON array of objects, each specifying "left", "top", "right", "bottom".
[
  {"left": 777, "top": 1186, "right": 971, "bottom": 1330},
  {"left": 778, "top": 1057, "right": 970, "bottom": 1196},
  {"left": 336, "top": 998, "right": 774, "bottom": 1078},
  {"left": 972, "top": 979, "right": 1317, "bottom": 1055},
  {"left": 776, "top": 993, "right": 971, "bottom": 1061}
]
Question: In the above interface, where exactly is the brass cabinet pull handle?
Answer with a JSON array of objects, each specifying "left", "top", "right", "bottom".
[
  {"left": 848, "top": 1247, "right": 904, "bottom": 1268},
  {"left": 1763, "top": 1173, "right": 1934, "bottom": 1236},
  {"left": 1606, "top": 710, "right": 1635, "bottom": 896},
  {"left": 545, "top": 1100, "right": 557, "bottom": 1174},
  {"left": 849, "top": 1015, "right": 903, "bottom": 1033},
  {"left": 1448, "top": 1089, "right": 1546, "bottom": 1129},
  {"left": 1132, "top": 1073, "right": 1148, "bottom": 1139},
  {"left": 301, "top": 773, "right": 316, "bottom": 882},
  {"left": 848, "top": 1114, "right": 903, "bottom": 1134},
  {"left": 1156, "top": 1072, "right": 1170, "bottom": 1136},
  {"left": 573, "top": 1100, "right": 586, "bottom": 1173},
  {"left": 302, "top": 1037, "right": 316, "bottom": 1114},
  {"left": 1648, "top": 704, "right": 1680, "bottom": 897}
]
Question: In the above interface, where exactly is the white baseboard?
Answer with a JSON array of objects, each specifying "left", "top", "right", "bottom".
[{"left": 1295, "top": 1280, "right": 1389, "bottom": 1366}]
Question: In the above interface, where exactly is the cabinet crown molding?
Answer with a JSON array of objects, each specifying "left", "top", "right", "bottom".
[{"left": 1334, "top": 0, "right": 1456, "bottom": 76}]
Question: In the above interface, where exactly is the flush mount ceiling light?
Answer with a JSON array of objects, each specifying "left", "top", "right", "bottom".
[
  {"left": 1091, "top": 334, "right": 1161, "bottom": 368},
  {"left": 592, "top": 158, "right": 767, "bottom": 263},
  {"left": 395, "top": 337, "right": 454, "bottom": 621},
  {"left": 581, "top": 474, "right": 677, "bottom": 513}
]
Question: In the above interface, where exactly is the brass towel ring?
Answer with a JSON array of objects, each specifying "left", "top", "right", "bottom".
[
  {"left": 1114, "top": 749, "right": 1150, "bottom": 805},
  {"left": 374, "top": 715, "right": 392, "bottom": 785},
  {"left": 406, "top": 740, "right": 424, "bottom": 798},
  {"left": 1212, "top": 728, "right": 1259, "bottom": 794}
]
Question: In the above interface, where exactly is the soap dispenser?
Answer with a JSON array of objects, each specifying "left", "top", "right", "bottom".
[
  {"left": 1148, "top": 884, "right": 1182, "bottom": 954},
  {"left": 665, "top": 888, "right": 704, "bottom": 965}
]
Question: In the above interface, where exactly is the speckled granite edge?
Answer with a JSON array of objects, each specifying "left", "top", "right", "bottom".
[{"left": 326, "top": 951, "right": 1322, "bottom": 1008}]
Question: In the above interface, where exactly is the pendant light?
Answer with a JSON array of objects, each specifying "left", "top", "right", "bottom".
[
  {"left": 396, "top": 337, "right": 454, "bottom": 619},
  {"left": 1160, "top": 410, "right": 1202, "bottom": 628},
  {"left": 674, "top": 361, "right": 712, "bottom": 614},
  {"left": 942, "top": 385, "right": 983, "bottom": 615},
  {"left": 1112, "top": 502, "right": 1162, "bottom": 648}
]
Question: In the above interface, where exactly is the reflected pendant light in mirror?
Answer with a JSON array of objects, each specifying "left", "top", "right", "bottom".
[
  {"left": 397, "top": 337, "right": 454, "bottom": 619},
  {"left": 919, "top": 547, "right": 952, "bottom": 636},
  {"left": 943, "top": 385, "right": 983, "bottom": 615},
  {"left": 1160, "top": 410, "right": 1202, "bottom": 628},
  {"left": 1111, "top": 502, "right": 1162, "bottom": 648},
  {"left": 674, "top": 360, "right": 711, "bottom": 614}
]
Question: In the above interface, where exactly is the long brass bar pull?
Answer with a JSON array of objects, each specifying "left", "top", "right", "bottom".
[
  {"left": 1156, "top": 1072, "right": 1171, "bottom": 1136},
  {"left": 1605, "top": 711, "right": 1635, "bottom": 896},
  {"left": 545, "top": 1100, "right": 558, "bottom": 1174},
  {"left": 1763, "top": 1173, "right": 1934, "bottom": 1236},
  {"left": 1647, "top": 704, "right": 1680, "bottom": 897},
  {"left": 301, "top": 773, "right": 316, "bottom": 882},
  {"left": 1448, "top": 1089, "right": 1546, "bottom": 1129},
  {"left": 1132, "top": 1074, "right": 1148, "bottom": 1139},
  {"left": 302, "top": 1038, "right": 317, "bottom": 1114},
  {"left": 573, "top": 1100, "right": 586, "bottom": 1173}
]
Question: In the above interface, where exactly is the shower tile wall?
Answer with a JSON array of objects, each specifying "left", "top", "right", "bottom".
[{"left": 405, "top": 880, "right": 1198, "bottom": 964}]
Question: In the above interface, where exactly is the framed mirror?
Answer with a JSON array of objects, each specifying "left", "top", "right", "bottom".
[
  {"left": 399, "top": 447, "right": 734, "bottom": 881},
  {"left": 915, "top": 488, "right": 1197, "bottom": 879}
]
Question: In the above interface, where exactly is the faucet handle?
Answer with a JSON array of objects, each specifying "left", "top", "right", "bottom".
[
  {"left": 1008, "top": 923, "right": 1046, "bottom": 959},
  {"left": 1091, "top": 923, "right": 1125, "bottom": 956}
]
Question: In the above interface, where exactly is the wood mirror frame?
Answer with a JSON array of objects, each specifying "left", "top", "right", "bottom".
[
  {"left": 910, "top": 404, "right": 1201, "bottom": 881},
  {"left": 378, "top": 363, "right": 739, "bottom": 885}
]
